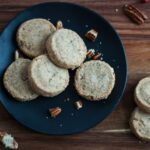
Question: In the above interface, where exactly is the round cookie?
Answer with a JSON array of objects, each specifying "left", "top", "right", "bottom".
[
  {"left": 135, "top": 77, "right": 150, "bottom": 113},
  {"left": 130, "top": 107, "right": 150, "bottom": 141},
  {"left": 3, "top": 58, "right": 39, "bottom": 101},
  {"left": 17, "top": 18, "right": 56, "bottom": 58},
  {"left": 46, "top": 28, "right": 87, "bottom": 69},
  {"left": 28, "top": 55, "right": 69, "bottom": 97},
  {"left": 75, "top": 60, "right": 115, "bottom": 101}
]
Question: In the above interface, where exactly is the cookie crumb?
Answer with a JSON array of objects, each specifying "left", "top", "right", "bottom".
[
  {"left": 74, "top": 100, "right": 83, "bottom": 110},
  {"left": 14, "top": 50, "right": 19, "bottom": 60},
  {"left": 99, "top": 41, "right": 102, "bottom": 45},
  {"left": 59, "top": 124, "right": 63, "bottom": 127},
  {"left": 115, "top": 8, "right": 119, "bottom": 12},
  {"left": 1, "top": 133, "right": 18, "bottom": 149},
  {"left": 64, "top": 98, "right": 70, "bottom": 102},
  {"left": 45, "top": 116, "right": 49, "bottom": 119},
  {"left": 70, "top": 113, "right": 74, "bottom": 116},
  {"left": 85, "top": 24, "right": 89, "bottom": 28},
  {"left": 67, "top": 98, "right": 70, "bottom": 101},
  {"left": 100, "top": 57, "right": 103, "bottom": 60}
]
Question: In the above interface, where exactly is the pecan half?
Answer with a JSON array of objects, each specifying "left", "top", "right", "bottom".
[{"left": 123, "top": 4, "right": 148, "bottom": 24}]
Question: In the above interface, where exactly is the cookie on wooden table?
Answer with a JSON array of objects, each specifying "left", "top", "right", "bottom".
[
  {"left": 130, "top": 107, "right": 150, "bottom": 141},
  {"left": 135, "top": 77, "right": 150, "bottom": 113},
  {"left": 17, "top": 18, "right": 56, "bottom": 58},
  {"left": 75, "top": 60, "right": 115, "bottom": 101},
  {"left": 28, "top": 55, "right": 69, "bottom": 97},
  {"left": 3, "top": 59, "right": 39, "bottom": 101},
  {"left": 46, "top": 28, "right": 87, "bottom": 69}
]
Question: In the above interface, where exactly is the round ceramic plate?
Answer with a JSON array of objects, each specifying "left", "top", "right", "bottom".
[{"left": 0, "top": 2, "right": 127, "bottom": 135}]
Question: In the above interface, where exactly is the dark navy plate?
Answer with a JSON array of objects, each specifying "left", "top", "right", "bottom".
[{"left": 0, "top": 2, "right": 127, "bottom": 135}]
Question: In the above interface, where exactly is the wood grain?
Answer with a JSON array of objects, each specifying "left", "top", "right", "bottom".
[{"left": 0, "top": 0, "right": 150, "bottom": 150}]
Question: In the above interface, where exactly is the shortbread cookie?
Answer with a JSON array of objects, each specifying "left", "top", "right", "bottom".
[
  {"left": 46, "top": 28, "right": 87, "bottom": 69},
  {"left": 28, "top": 55, "right": 69, "bottom": 97},
  {"left": 135, "top": 77, "right": 150, "bottom": 113},
  {"left": 130, "top": 107, "right": 150, "bottom": 141},
  {"left": 75, "top": 60, "right": 115, "bottom": 101},
  {"left": 3, "top": 59, "right": 39, "bottom": 101},
  {"left": 17, "top": 18, "right": 56, "bottom": 58}
]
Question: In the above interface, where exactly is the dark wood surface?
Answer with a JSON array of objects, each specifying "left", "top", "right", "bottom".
[{"left": 0, "top": 0, "right": 150, "bottom": 149}]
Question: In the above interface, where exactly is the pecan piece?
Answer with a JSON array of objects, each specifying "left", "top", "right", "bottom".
[
  {"left": 49, "top": 107, "right": 62, "bottom": 118},
  {"left": 56, "top": 20, "right": 63, "bottom": 29},
  {"left": 123, "top": 4, "right": 148, "bottom": 25},
  {"left": 85, "top": 29, "right": 98, "bottom": 41},
  {"left": 92, "top": 53, "right": 101, "bottom": 60},
  {"left": 87, "top": 49, "right": 95, "bottom": 58}
]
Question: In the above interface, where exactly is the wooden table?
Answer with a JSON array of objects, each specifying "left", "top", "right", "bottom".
[{"left": 0, "top": 0, "right": 150, "bottom": 149}]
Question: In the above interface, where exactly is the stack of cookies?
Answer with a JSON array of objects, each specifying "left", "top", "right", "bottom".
[
  {"left": 3, "top": 18, "right": 115, "bottom": 102},
  {"left": 130, "top": 77, "right": 150, "bottom": 141}
]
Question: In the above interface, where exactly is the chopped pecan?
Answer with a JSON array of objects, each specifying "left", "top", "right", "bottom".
[
  {"left": 56, "top": 20, "right": 63, "bottom": 29},
  {"left": 85, "top": 29, "right": 98, "bottom": 41},
  {"left": 92, "top": 53, "right": 101, "bottom": 60},
  {"left": 123, "top": 4, "right": 148, "bottom": 25},
  {"left": 49, "top": 107, "right": 62, "bottom": 118},
  {"left": 87, "top": 49, "right": 95, "bottom": 58}
]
